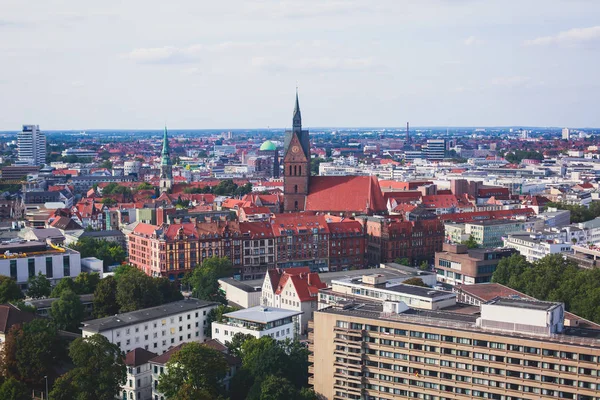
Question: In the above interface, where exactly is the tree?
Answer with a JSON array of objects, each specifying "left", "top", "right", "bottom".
[
  {"left": 49, "top": 334, "right": 125, "bottom": 400},
  {"left": 73, "top": 272, "right": 101, "bottom": 294},
  {"left": 419, "top": 260, "right": 429, "bottom": 271},
  {"left": 92, "top": 276, "right": 119, "bottom": 318},
  {"left": 2, "top": 319, "right": 63, "bottom": 385},
  {"left": 136, "top": 182, "right": 154, "bottom": 190},
  {"left": 27, "top": 271, "right": 51, "bottom": 299},
  {"left": 188, "top": 257, "right": 232, "bottom": 304},
  {"left": 227, "top": 332, "right": 254, "bottom": 358},
  {"left": 394, "top": 257, "right": 410, "bottom": 266},
  {"left": 50, "top": 289, "right": 84, "bottom": 332},
  {"left": 205, "top": 305, "right": 238, "bottom": 337},
  {"left": 0, "top": 377, "right": 29, "bottom": 400},
  {"left": 101, "top": 198, "right": 116, "bottom": 206},
  {"left": 0, "top": 276, "right": 24, "bottom": 303},
  {"left": 492, "top": 253, "right": 530, "bottom": 290},
  {"left": 70, "top": 238, "right": 126, "bottom": 270},
  {"left": 403, "top": 277, "right": 428, "bottom": 287},
  {"left": 99, "top": 160, "right": 113, "bottom": 169},
  {"left": 157, "top": 342, "right": 228, "bottom": 399},
  {"left": 112, "top": 264, "right": 136, "bottom": 281},
  {"left": 259, "top": 376, "right": 297, "bottom": 400},
  {"left": 50, "top": 278, "right": 77, "bottom": 298},
  {"left": 461, "top": 235, "right": 479, "bottom": 249},
  {"left": 116, "top": 268, "right": 162, "bottom": 312},
  {"left": 155, "top": 278, "right": 183, "bottom": 304}
]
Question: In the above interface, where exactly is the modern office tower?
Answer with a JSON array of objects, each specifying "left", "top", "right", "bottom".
[
  {"left": 310, "top": 298, "right": 600, "bottom": 400},
  {"left": 17, "top": 125, "right": 46, "bottom": 166},
  {"left": 562, "top": 128, "right": 570, "bottom": 140},
  {"left": 425, "top": 139, "right": 446, "bottom": 161}
]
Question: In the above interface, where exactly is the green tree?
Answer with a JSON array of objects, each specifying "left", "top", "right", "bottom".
[
  {"left": 50, "top": 277, "right": 77, "bottom": 298},
  {"left": 27, "top": 271, "right": 52, "bottom": 299},
  {"left": 49, "top": 334, "right": 126, "bottom": 400},
  {"left": 0, "top": 377, "right": 29, "bottom": 400},
  {"left": 112, "top": 264, "right": 136, "bottom": 281},
  {"left": 492, "top": 253, "right": 530, "bottom": 287},
  {"left": 157, "top": 342, "right": 228, "bottom": 399},
  {"left": 101, "top": 198, "right": 116, "bottom": 206},
  {"left": 116, "top": 268, "right": 162, "bottom": 312},
  {"left": 419, "top": 260, "right": 429, "bottom": 271},
  {"left": 92, "top": 276, "right": 119, "bottom": 318},
  {"left": 204, "top": 305, "right": 238, "bottom": 337},
  {"left": 394, "top": 257, "right": 410, "bottom": 266},
  {"left": 0, "top": 276, "right": 24, "bottom": 303},
  {"left": 461, "top": 235, "right": 479, "bottom": 249},
  {"left": 403, "top": 277, "right": 428, "bottom": 287},
  {"left": 73, "top": 272, "right": 100, "bottom": 294},
  {"left": 188, "top": 257, "right": 232, "bottom": 304},
  {"left": 226, "top": 332, "right": 254, "bottom": 358},
  {"left": 259, "top": 376, "right": 297, "bottom": 400},
  {"left": 136, "top": 182, "right": 154, "bottom": 190},
  {"left": 155, "top": 278, "right": 183, "bottom": 304},
  {"left": 2, "top": 319, "right": 63, "bottom": 385},
  {"left": 70, "top": 238, "right": 126, "bottom": 270},
  {"left": 99, "top": 160, "right": 113, "bottom": 169},
  {"left": 50, "top": 289, "right": 84, "bottom": 332}
]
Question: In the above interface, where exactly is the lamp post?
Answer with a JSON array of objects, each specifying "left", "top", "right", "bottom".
[{"left": 44, "top": 375, "right": 48, "bottom": 400}]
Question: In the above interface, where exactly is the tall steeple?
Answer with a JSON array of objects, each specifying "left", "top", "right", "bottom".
[
  {"left": 293, "top": 88, "right": 302, "bottom": 132},
  {"left": 159, "top": 126, "right": 173, "bottom": 193}
]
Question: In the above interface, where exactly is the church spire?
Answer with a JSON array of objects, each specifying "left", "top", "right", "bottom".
[
  {"left": 293, "top": 88, "right": 302, "bottom": 131},
  {"left": 161, "top": 126, "right": 171, "bottom": 165}
]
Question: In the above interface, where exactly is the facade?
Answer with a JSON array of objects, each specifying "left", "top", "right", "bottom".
[
  {"left": 283, "top": 92, "right": 311, "bottom": 212},
  {"left": 261, "top": 267, "right": 326, "bottom": 334},
  {"left": 328, "top": 221, "right": 365, "bottom": 271},
  {"left": 212, "top": 305, "right": 301, "bottom": 344},
  {"left": 425, "top": 139, "right": 446, "bottom": 161},
  {"left": 121, "top": 348, "right": 157, "bottom": 400},
  {"left": 363, "top": 216, "right": 445, "bottom": 266},
  {"left": 159, "top": 127, "right": 173, "bottom": 193},
  {"left": 17, "top": 124, "right": 46, "bottom": 166},
  {"left": 310, "top": 298, "right": 600, "bottom": 400},
  {"left": 81, "top": 299, "right": 217, "bottom": 354},
  {"left": 464, "top": 220, "right": 528, "bottom": 248},
  {"left": 435, "top": 243, "right": 517, "bottom": 285},
  {"left": 0, "top": 240, "right": 81, "bottom": 289},
  {"left": 218, "top": 278, "right": 262, "bottom": 308},
  {"left": 503, "top": 234, "right": 572, "bottom": 262}
]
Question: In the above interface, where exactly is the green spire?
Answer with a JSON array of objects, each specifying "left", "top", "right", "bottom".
[{"left": 161, "top": 126, "right": 171, "bottom": 166}]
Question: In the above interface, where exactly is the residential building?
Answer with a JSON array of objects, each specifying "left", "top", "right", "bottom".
[
  {"left": 435, "top": 243, "right": 516, "bottom": 285},
  {"left": 503, "top": 233, "right": 572, "bottom": 262},
  {"left": 328, "top": 220, "right": 365, "bottom": 271},
  {"left": 211, "top": 305, "right": 301, "bottom": 344},
  {"left": 150, "top": 339, "right": 240, "bottom": 398},
  {"left": 562, "top": 127, "right": 570, "bottom": 140},
  {"left": 81, "top": 298, "right": 217, "bottom": 354},
  {"left": 262, "top": 267, "right": 326, "bottom": 333},
  {"left": 239, "top": 221, "right": 275, "bottom": 280},
  {"left": 309, "top": 298, "right": 600, "bottom": 400},
  {"left": 121, "top": 348, "right": 157, "bottom": 400},
  {"left": 17, "top": 125, "right": 46, "bottom": 166},
  {"left": 26, "top": 293, "right": 94, "bottom": 319},
  {"left": 0, "top": 240, "right": 81, "bottom": 289},
  {"left": 0, "top": 304, "right": 37, "bottom": 345}
]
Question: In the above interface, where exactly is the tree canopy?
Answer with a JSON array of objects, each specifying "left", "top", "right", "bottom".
[
  {"left": 92, "top": 276, "right": 118, "bottom": 318},
  {"left": 186, "top": 257, "right": 232, "bottom": 304},
  {"left": 114, "top": 266, "right": 183, "bottom": 313},
  {"left": 461, "top": 234, "right": 479, "bottom": 249},
  {"left": 50, "top": 289, "right": 85, "bottom": 333},
  {"left": 69, "top": 238, "right": 126, "bottom": 270},
  {"left": 0, "top": 276, "right": 24, "bottom": 304},
  {"left": 546, "top": 201, "right": 600, "bottom": 224},
  {"left": 27, "top": 272, "right": 51, "bottom": 299},
  {"left": 204, "top": 305, "right": 238, "bottom": 337}
]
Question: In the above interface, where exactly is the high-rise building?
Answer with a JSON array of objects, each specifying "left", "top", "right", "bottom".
[
  {"left": 425, "top": 139, "right": 446, "bottom": 161},
  {"left": 283, "top": 91, "right": 310, "bottom": 212},
  {"left": 309, "top": 297, "right": 600, "bottom": 400},
  {"left": 17, "top": 125, "right": 46, "bottom": 166},
  {"left": 159, "top": 126, "right": 173, "bottom": 193},
  {"left": 562, "top": 128, "right": 570, "bottom": 140}
]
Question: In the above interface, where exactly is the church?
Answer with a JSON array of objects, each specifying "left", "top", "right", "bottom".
[{"left": 282, "top": 92, "right": 386, "bottom": 216}]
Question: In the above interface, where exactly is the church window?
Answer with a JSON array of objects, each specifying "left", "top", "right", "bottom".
[
  {"left": 294, "top": 165, "right": 297, "bottom": 175},
  {"left": 289, "top": 166, "right": 292, "bottom": 176},
  {"left": 299, "top": 166, "right": 302, "bottom": 175},
  {"left": 294, "top": 201, "right": 298, "bottom": 210},
  {"left": 294, "top": 185, "right": 298, "bottom": 193}
]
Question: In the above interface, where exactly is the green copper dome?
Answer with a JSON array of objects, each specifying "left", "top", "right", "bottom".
[{"left": 259, "top": 140, "right": 277, "bottom": 151}]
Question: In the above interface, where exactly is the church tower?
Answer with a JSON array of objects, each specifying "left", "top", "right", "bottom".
[
  {"left": 159, "top": 126, "right": 173, "bottom": 193},
  {"left": 283, "top": 90, "right": 310, "bottom": 211}
]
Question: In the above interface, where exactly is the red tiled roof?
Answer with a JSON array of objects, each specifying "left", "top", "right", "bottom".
[
  {"left": 306, "top": 176, "right": 386, "bottom": 213},
  {"left": 241, "top": 206, "right": 271, "bottom": 214},
  {"left": 327, "top": 220, "right": 363, "bottom": 234},
  {"left": 272, "top": 213, "right": 329, "bottom": 235},
  {"left": 0, "top": 304, "right": 37, "bottom": 333},
  {"left": 124, "top": 348, "right": 158, "bottom": 367},
  {"left": 133, "top": 223, "right": 159, "bottom": 236},
  {"left": 272, "top": 267, "right": 326, "bottom": 302},
  {"left": 164, "top": 223, "right": 197, "bottom": 240},
  {"left": 421, "top": 194, "right": 471, "bottom": 209}
]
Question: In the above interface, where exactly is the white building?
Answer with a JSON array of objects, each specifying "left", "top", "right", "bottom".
[
  {"left": 121, "top": 348, "right": 157, "bottom": 400},
  {"left": 124, "top": 161, "right": 142, "bottom": 176},
  {"left": 0, "top": 240, "right": 81, "bottom": 289},
  {"left": 61, "top": 148, "right": 97, "bottom": 158},
  {"left": 218, "top": 278, "right": 262, "bottom": 309},
  {"left": 17, "top": 125, "right": 46, "bottom": 166},
  {"left": 81, "top": 299, "right": 217, "bottom": 354},
  {"left": 502, "top": 233, "right": 572, "bottom": 262},
  {"left": 211, "top": 306, "right": 301, "bottom": 344},
  {"left": 562, "top": 128, "right": 570, "bottom": 140}
]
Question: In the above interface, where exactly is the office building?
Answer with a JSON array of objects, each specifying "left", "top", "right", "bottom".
[
  {"left": 81, "top": 298, "right": 217, "bottom": 354},
  {"left": 211, "top": 305, "right": 301, "bottom": 344},
  {"left": 562, "top": 128, "right": 571, "bottom": 140},
  {"left": 310, "top": 298, "right": 600, "bottom": 400},
  {"left": 425, "top": 139, "right": 446, "bottom": 161},
  {"left": 0, "top": 240, "right": 81, "bottom": 289},
  {"left": 17, "top": 125, "right": 46, "bottom": 166},
  {"left": 435, "top": 243, "right": 516, "bottom": 285},
  {"left": 503, "top": 234, "right": 572, "bottom": 262}
]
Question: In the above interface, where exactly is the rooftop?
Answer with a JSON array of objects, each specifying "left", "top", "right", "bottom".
[
  {"left": 82, "top": 299, "right": 217, "bottom": 333},
  {"left": 488, "top": 297, "right": 561, "bottom": 312},
  {"left": 223, "top": 306, "right": 302, "bottom": 324}
]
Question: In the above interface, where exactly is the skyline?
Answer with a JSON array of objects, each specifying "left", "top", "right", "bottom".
[{"left": 2, "top": 0, "right": 600, "bottom": 129}]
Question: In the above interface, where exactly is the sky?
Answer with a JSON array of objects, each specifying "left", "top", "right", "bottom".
[{"left": 1, "top": 0, "right": 599, "bottom": 130}]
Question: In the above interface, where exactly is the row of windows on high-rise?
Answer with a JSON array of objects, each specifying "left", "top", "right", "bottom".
[{"left": 9, "top": 256, "right": 70, "bottom": 280}]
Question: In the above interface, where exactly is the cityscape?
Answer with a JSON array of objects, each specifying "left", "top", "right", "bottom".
[{"left": 2, "top": 1, "right": 600, "bottom": 400}]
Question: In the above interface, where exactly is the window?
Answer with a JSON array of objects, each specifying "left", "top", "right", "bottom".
[
  {"left": 28, "top": 259, "right": 35, "bottom": 278},
  {"left": 46, "top": 257, "right": 53, "bottom": 278},
  {"left": 63, "top": 256, "right": 71, "bottom": 276},
  {"left": 9, "top": 260, "right": 17, "bottom": 280}
]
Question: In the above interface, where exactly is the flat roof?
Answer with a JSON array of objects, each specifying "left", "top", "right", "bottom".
[
  {"left": 219, "top": 278, "right": 262, "bottom": 293},
  {"left": 223, "top": 306, "right": 301, "bottom": 324},
  {"left": 488, "top": 297, "right": 560, "bottom": 311},
  {"left": 82, "top": 299, "right": 217, "bottom": 333}
]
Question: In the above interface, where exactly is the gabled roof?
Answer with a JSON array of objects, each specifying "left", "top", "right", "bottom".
[
  {"left": 270, "top": 267, "right": 326, "bottom": 302},
  {"left": 124, "top": 348, "right": 158, "bottom": 367},
  {"left": 0, "top": 304, "right": 38, "bottom": 334},
  {"left": 49, "top": 216, "right": 83, "bottom": 231},
  {"left": 306, "top": 176, "right": 386, "bottom": 214}
]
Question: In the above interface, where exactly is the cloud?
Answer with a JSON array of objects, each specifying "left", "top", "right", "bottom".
[
  {"left": 490, "top": 76, "right": 531, "bottom": 87},
  {"left": 242, "top": 0, "right": 378, "bottom": 20},
  {"left": 525, "top": 26, "right": 600, "bottom": 47},
  {"left": 251, "top": 56, "right": 376, "bottom": 72},
  {"left": 464, "top": 36, "right": 484, "bottom": 46}
]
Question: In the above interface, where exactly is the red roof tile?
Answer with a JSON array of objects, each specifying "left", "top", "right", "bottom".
[{"left": 306, "top": 176, "right": 386, "bottom": 214}]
